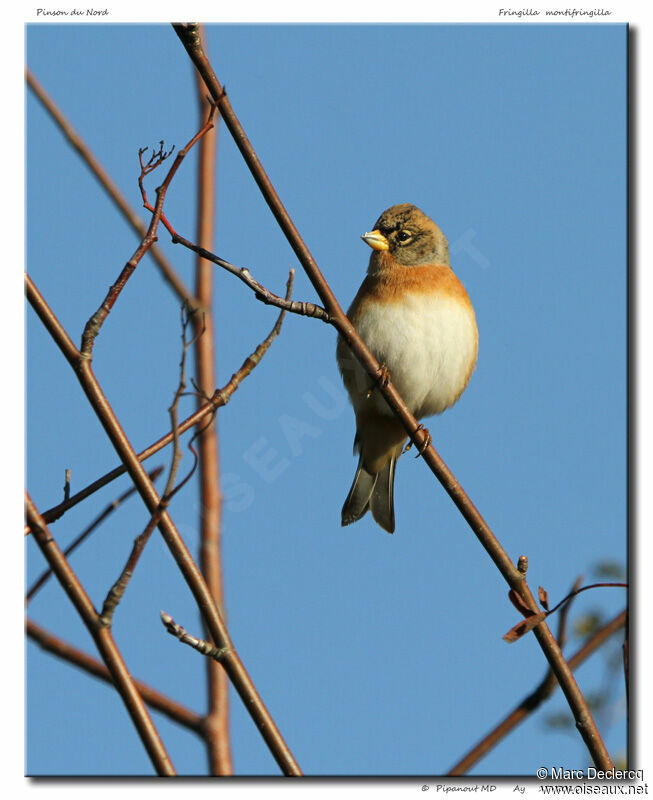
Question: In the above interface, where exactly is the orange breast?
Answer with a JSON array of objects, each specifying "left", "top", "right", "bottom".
[{"left": 348, "top": 254, "right": 474, "bottom": 325}]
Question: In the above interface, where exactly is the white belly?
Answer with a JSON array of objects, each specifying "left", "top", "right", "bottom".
[{"left": 352, "top": 292, "right": 477, "bottom": 418}]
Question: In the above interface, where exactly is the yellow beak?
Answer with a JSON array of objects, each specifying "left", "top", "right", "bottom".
[{"left": 361, "top": 229, "right": 390, "bottom": 251}]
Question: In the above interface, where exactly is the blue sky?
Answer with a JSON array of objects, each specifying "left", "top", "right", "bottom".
[{"left": 25, "top": 23, "right": 627, "bottom": 777}]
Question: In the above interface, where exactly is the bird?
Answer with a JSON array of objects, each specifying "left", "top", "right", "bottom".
[{"left": 336, "top": 203, "right": 478, "bottom": 533}]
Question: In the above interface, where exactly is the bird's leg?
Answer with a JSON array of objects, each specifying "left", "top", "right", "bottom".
[
  {"left": 403, "top": 424, "right": 432, "bottom": 457},
  {"left": 366, "top": 362, "right": 390, "bottom": 398}
]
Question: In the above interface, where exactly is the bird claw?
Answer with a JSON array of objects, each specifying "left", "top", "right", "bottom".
[
  {"left": 415, "top": 426, "right": 432, "bottom": 457},
  {"left": 377, "top": 363, "right": 390, "bottom": 388},
  {"left": 366, "top": 362, "right": 390, "bottom": 398},
  {"left": 403, "top": 424, "right": 432, "bottom": 458}
]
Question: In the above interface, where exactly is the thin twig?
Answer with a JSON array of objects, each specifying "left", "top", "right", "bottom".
[
  {"left": 25, "top": 493, "right": 175, "bottom": 776},
  {"left": 161, "top": 611, "right": 230, "bottom": 662},
  {"left": 172, "top": 22, "right": 613, "bottom": 771},
  {"left": 26, "top": 618, "right": 204, "bottom": 735},
  {"left": 554, "top": 576, "right": 585, "bottom": 651},
  {"left": 25, "top": 273, "right": 302, "bottom": 776},
  {"left": 545, "top": 582, "right": 628, "bottom": 617},
  {"left": 99, "top": 511, "right": 163, "bottom": 628},
  {"left": 63, "top": 469, "right": 71, "bottom": 502},
  {"left": 172, "top": 233, "right": 330, "bottom": 323},
  {"left": 25, "top": 465, "right": 164, "bottom": 605},
  {"left": 503, "top": 580, "right": 628, "bottom": 643},
  {"left": 623, "top": 611, "right": 629, "bottom": 705},
  {"left": 25, "top": 68, "right": 199, "bottom": 310}
]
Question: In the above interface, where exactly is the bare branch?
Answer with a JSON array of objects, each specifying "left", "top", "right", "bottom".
[
  {"left": 98, "top": 509, "right": 163, "bottom": 628},
  {"left": 160, "top": 611, "right": 230, "bottom": 662},
  {"left": 555, "top": 575, "right": 584, "bottom": 651},
  {"left": 62, "top": 469, "right": 71, "bottom": 502},
  {"left": 172, "top": 233, "right": 330, "bottom": 323},
  {"left": 545, "top": 582, "right": 628, "bottom": 617},
  {"left": 191, "top": 30, "right": 234, "bottom": 773}
]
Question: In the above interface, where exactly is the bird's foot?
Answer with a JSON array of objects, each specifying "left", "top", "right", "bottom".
[
  {"left": 366, "top": 362, "right": 390, "bottom": 398},
  {"left": 403, "top": 424, "right": 432, "bottom": 458}
]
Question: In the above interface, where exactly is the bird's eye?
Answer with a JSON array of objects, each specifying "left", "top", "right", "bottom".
[{"left": 396, "top": 230, "right": 411, "bottom": 243}]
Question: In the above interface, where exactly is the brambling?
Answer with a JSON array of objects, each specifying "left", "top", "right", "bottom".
[{"left": 336, "top": 203, "right": 478, "bottom": 533}]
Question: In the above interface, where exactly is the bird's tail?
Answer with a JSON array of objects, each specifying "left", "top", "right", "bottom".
[{"left": 341, "top": 454, "right": 397, "bottom": 534}]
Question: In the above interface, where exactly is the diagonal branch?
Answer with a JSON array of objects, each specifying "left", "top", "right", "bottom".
[
  {"left": 25, "top": 494, "right": 175, "bottom": 776},
  {"left": 171, "top": 233, "right": 330, "bottom": 322},
  {"left": 172, "top": 22, "right": 613, "bottom": 771}
]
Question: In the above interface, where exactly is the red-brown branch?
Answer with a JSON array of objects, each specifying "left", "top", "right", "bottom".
[{"left": 192, "top": 34, "right": 234, "bottom": 773}]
